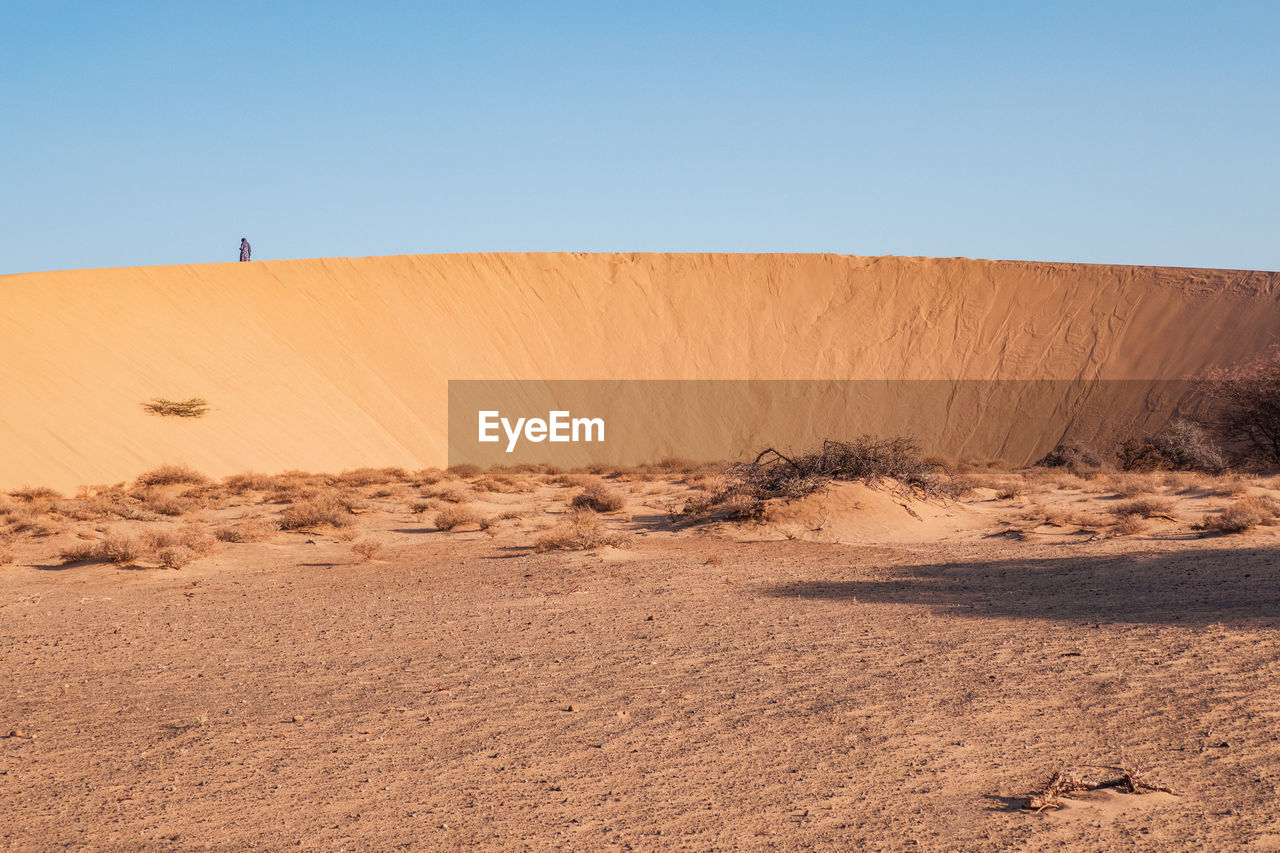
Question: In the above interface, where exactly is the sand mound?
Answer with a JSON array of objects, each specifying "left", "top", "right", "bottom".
[
  {"left": 2, "top": 253, "right": 1278, "bottom": 489},
  {"left": 753, "top": 481, "right": 985, "bottom": 544}
]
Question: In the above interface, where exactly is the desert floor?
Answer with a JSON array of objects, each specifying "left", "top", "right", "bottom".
[{"left": 3, "top": 466, "right": 1280, "bottom": 851}]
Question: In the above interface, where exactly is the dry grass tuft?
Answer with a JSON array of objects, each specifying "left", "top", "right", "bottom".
[
  {"left": 9, "top": 486, "right": 61, "bottom": 501},
  {"left": 142, "top": 528, "right": 215, "bottom": 556},
  {"left": 1025, "top": 505, "right": 1108, "bottom": 530},
  {"left": 135, "top": 465, "right": 209, "bottom": 487},
  {"left": 1034, "top": 441, "right": 1105, "bottom": 475},
  {"left": 333, "top": 467, "right": 410, "bottom": 487},
  {"left": 223, "top": 472, "right": 281, "bottom": 493},
  {"left": 156, "top": 546, "right": 195, "bottom": 570},
  {"left": 61, "top": 535, "right": 141, "bottom": 566},
  {"left": 138, "top": 492, "right": 193, "bottom": 517},
  {"left": 433, "top": 487, "right": 473, "bottom": 504},
  {"left": 1112, "top": 515, "right": 1150, "bottom": 536},
  {"left": 213, "top": 518, "right": 278, "bottom": 543},
  {"left": 534, "top": 509, "right": 623, "bottom": 552},
  {"left": 435, "top": 505, "right": 481, "bottom": 531},
  {"left": 279, "top": 496, "right": 354, "bottom": 530},
  {"left": 1198, "top": 495, "right": 1280, "bottom": 534},
  {"left": 141, "top": 397, "right": 209, "bottom": 418},
  {"left": 1200, "top": 475, "right": 1253, "bottom": 498},
  {"left": 1109, "top": 497, "right": 1174, "bottom": 518},
  {"left": 570, "top": 482, "right": 625, "bottom": 513},
  {"left": 446, "top": 463, "right": 483, "bottom": 479}
]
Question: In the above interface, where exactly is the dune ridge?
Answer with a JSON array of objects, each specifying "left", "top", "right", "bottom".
[{"left": 2, "top": 253, "right": 1278, "bottom": 490}]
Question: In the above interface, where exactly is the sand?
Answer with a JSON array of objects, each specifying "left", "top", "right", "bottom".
[
  {"left": 3, "top": 468, "right": 1280, "bottom": 850},
  {"left": 3, "top": 254, "right": 1279, "bottom": 490}
]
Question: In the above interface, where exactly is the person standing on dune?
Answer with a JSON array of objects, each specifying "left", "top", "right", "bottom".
[{"left": 239, "top": 237, "right": 251, "bottom": 262}]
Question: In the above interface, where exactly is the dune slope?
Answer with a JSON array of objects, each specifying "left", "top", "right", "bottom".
[{"left": 2, "top": 253, "right": 1278, "bottom": 489}]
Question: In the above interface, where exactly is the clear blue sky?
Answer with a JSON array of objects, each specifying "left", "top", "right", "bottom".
[{"left": 3, "top": 1, "right": 1277, "bottom": 273}]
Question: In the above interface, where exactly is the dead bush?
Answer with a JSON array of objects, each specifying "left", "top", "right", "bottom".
[
  {"left": 223, "top": 472, "right": 280, "bottom": 493},
  {"left": 570, "top": 482, "right": 625, "bottom": 513},
  {"left": 1109, "top": 497, "right": 1174, "bottom": 518},
  {"left": 1117, "top": 420, "right": 1226, "bottom": 473},
  {"left": 433, "top": 487, "right": 473, "bottom": 504},
  {"left": 1201, "top": 345, "right": 1280, "bottom": 465},
  {"left": 1035, "top": 441, "right": 1105, "bottom": 474},
  {"left": 60, "top": 535, "right": 143, "bottom": 567},
  {"left": 333, "top": 467, "right": 409, "bottom": 487},
  {"left": 475, "top": 475, "right": 528, "bottom": 494},
  {"left": 1025, "top": 768, "right": 1174, "bottom": 812},
  {"left": 1030, "top": 505, "right": 1108, "bottom": 529},
  {"left": 695, "top": 438, "right": 953, "bottom": 523},
  {"left": 211, "top": 514, "right": 276, "bottom": 540},
  {"left": 9, "top": 486, "right": 61, "bottom": 501},
  {"left": 141, "top": 494, "right": 192, "bottom": 517},
  {"left": 102, "top": 535, "right": 142, "bottom": 565},
  {"left": 2, "top": 503, "right": 63, "bottom": 536},
  {"left": 351, "top": 539, "right": 386, "bottom": 561},
  {"left": 141, "top": 398, "right": 209, "bottom": 418},
  {"left": 59, "top": 542, "right": 102, "bottom": 564},
  {"left": 551, "top": 473, "right": 594, "bottom": 489},
  {"left": 1201, "top": 475, "right": 1252, "bottom": 497},
  {"left": 135, "top": 465, "right": 209, "bottom": 487},
  {"left": 446, "top": 463, "right": 483, "bottom": 479},
  {"left": 435, "top": 505, "right": 480, "bottom": 531},
  {"left": 1198, "top": 495, "right": 1280, "bottom": 534},
  {"left": 1093, "top": 473, "right": 1160, "bottom": 498},
  {"left": 415, "top": 469, "right": 446, "bottom": 486},
  {"left": 1112, "top": 515, "right": 1150, "bottom": 536},
  {"left": 144, "top": 528, "right": 215, "bottom": 555},
  {"left": 279, "top": 496, "right": 353, "bottom": 530},
  {"left": 534, "top": 509, "right": 622, "bottom": 551},
  {"left": 156, "top": 546, "right": 195, "bottom": 570}
]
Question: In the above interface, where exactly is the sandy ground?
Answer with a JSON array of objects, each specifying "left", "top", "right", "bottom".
[{"left": 4, "top": 468, "right": 1280, "bottom": 851}]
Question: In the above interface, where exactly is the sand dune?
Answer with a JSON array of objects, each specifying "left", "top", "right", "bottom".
[{"left": 2, "top": 253, "right": 1278, "bottom": 490}]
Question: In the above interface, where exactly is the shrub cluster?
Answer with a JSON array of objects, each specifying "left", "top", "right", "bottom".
[
  {"left": 1198, "top": 495, "right": 1280, "bottom": 534},
  {"left": 570, "top": 483, "right": 624, "bottom": 513},
  {"left": 534, "top": 509, "right": 622, "bottom": 551},
  {"left": 1117, "top": 420, "right": 1226, "bottom": 473},
  {"left": 678, "top": 436, "right": 952, "bottom": 522},
  {"left": 1035, "top": 441, "right": 1104, "bottom": 473}
]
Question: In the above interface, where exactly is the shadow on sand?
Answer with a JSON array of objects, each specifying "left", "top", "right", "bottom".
[{"left": 764, "top": 545, "right": 1280, "bottom": 626}]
